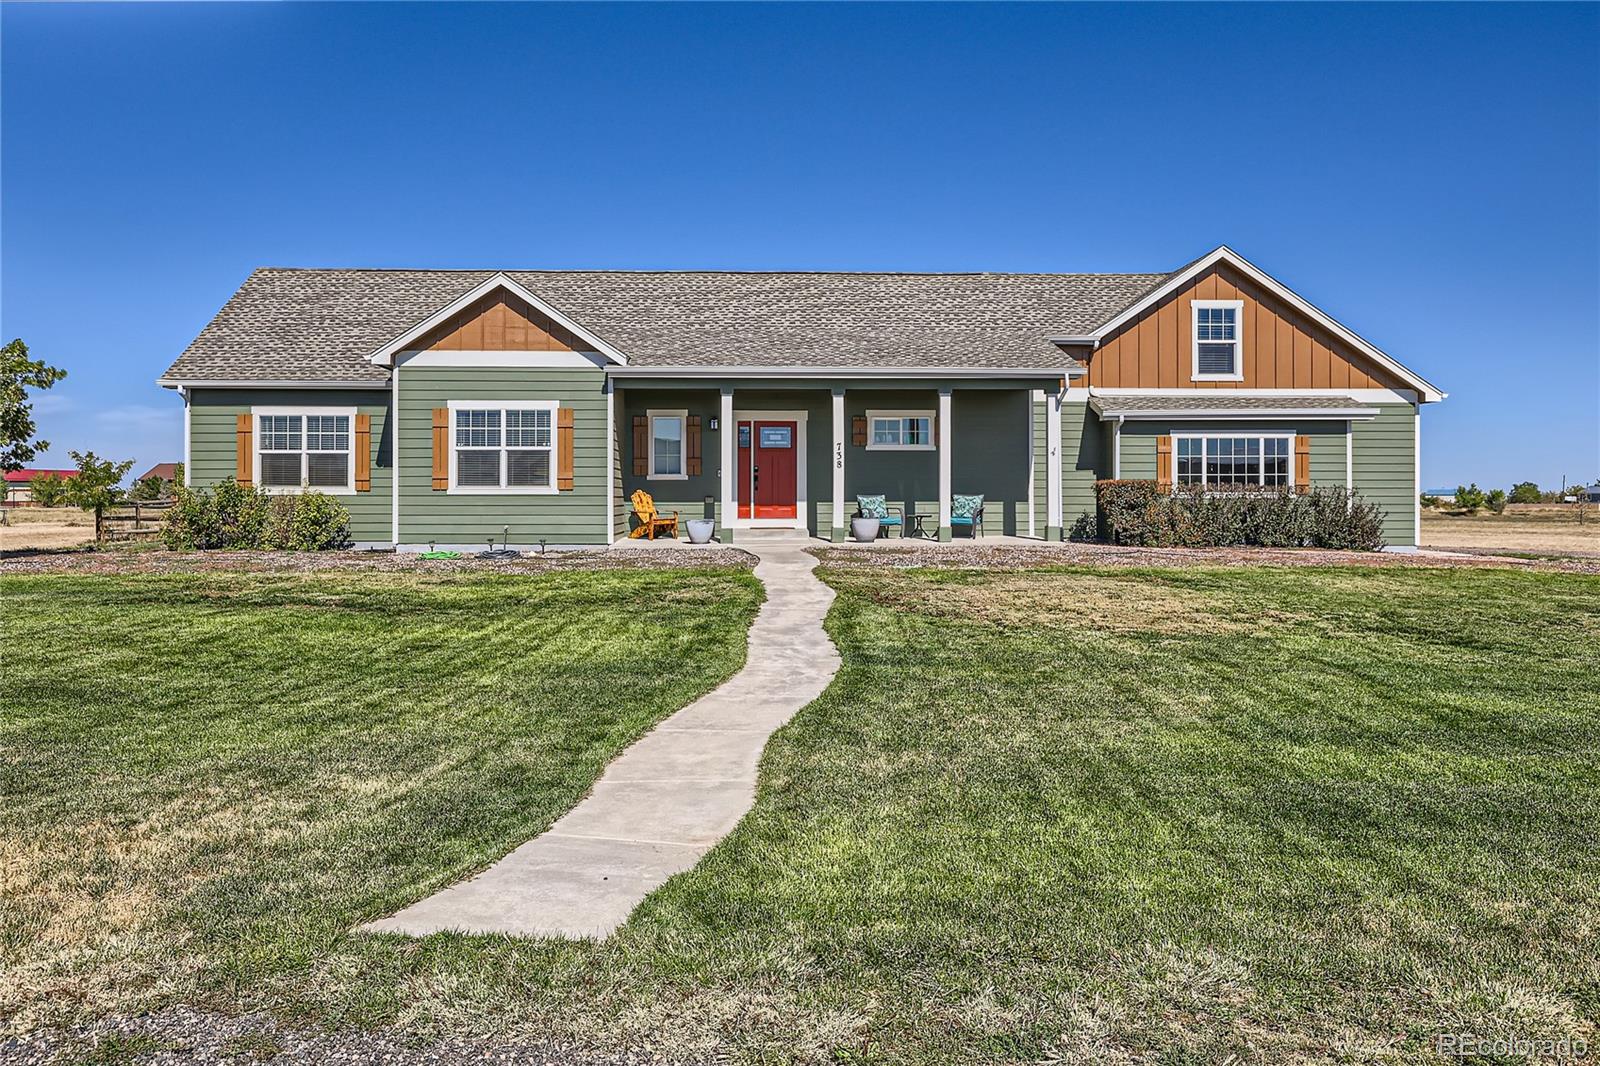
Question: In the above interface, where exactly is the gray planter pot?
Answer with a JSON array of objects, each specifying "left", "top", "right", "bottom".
[
  {"left": 686, "top": 518, "right": 716, "bottom": 544},
  {"left": 851, "top": 516, "right": 881, "bottom": 542}
]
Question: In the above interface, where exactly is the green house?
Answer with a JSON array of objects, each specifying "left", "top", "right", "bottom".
[{"left": 161, "top": 246, "right": 1444, "bottom": 549}]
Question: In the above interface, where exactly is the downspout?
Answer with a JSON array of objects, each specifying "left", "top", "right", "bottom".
[{"left": 1111, "top": 414, "right": 1124, "bottom": 480}]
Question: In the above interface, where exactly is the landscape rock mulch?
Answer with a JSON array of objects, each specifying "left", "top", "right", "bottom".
[
  {"left": 810, "top": 541, "right": 1600, "bottom": 575},
  {"left": 0, "top": 546, "right": 756, "bottom": 576},
  {"left": 2, "top": 1006, "right": 710, "bottom": 1066}
]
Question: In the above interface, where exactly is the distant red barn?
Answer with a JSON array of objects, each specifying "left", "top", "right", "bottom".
[{"left": 2, "top": 468, "right": 78, "bottom": 505}]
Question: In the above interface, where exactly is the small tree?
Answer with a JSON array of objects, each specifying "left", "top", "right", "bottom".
[
  {"left": 27, "top": 471, "right": 71, "bottom": 507},
  {"left": 128, "top": 474, "right": 167, "bottom": 501},
  {"left": 0, "top": 339, "right": 68, "bottom": 474},
  {"left": 63, "top": 450, "right": 135, "bottom": 541},
  {"left": 1454, "top": 483, "right": 1488, "bottom": 512},
  {"left": 1487, "top": 488, "right": 1507, "bottom": 514},
  {"left": 1508, "top": 481, "right": 1541, "bottom": 504}
]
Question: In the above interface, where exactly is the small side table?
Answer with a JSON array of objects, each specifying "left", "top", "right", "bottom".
[{"left": 906, "top": 513, "right": 935, "bottom": 539}]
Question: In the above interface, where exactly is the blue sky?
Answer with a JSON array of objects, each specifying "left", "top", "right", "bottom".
[{"left": 3, "top": 2, "right": 1596, "bottom": 489}]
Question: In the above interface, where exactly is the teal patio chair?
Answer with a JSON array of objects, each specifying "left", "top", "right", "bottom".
[
  {"left": 950, "top": 493, "right": 985, "bottom": 537},
  {"left": 854, "top": 494, "right": 904, "bottom": 537}
]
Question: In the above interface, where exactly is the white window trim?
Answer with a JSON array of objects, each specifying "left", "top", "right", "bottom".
[
  {"left": 1191, "top": 299, "right": 1245, "bottom": 382},
  {"left": 864, "top": 409, "right": 935, "bottom": 451},
  {"left": 446, "top": 399, "right": 560, "bottom": 495},
  {"left": 646, "top": 408, "right": 689, "bottom": 481},
  {"left": 1172, "top": 431, "right": 1295, "bottom": 489},
  {"left": 251, "top": 405, "right": 357, "bottom": 495}
]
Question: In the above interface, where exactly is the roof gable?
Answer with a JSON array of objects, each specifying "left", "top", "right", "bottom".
[{"left": 1087, "top": 247, "right": 1444, "bottom": 402}]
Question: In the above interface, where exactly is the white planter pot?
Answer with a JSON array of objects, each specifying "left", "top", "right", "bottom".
[
  {"left": 686, "top": 518, "right": 715, "bottom": 544},
  {"left": 851, "top": 516, "right": 881, "bottom": 542}
]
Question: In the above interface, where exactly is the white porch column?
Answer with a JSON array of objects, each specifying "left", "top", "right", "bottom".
[
  {"left": 831, "top": 388, "right": 846, "bottom": 542},
  {"left": 719, "top": 387, "right": 735, "bottom": 541},
  {"left": 937, "top": 387, "right": 953, "bottom": 541},
  {"left": 1046, "top": 386, "right": 1064, "bottom": 541}
]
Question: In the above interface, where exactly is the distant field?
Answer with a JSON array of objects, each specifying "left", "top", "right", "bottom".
[
  {"left": 1422, "top": 504, "right": 1600, "bottom": 556},
  {"left": 0, "top": 507, "right": 95, "bottom": 552}
]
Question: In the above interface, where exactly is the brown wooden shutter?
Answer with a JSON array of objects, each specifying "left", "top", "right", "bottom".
[
  {"left": 556, "top": 407, "right": 575, "bottom": 490},
  {"left": 354, "top": 413, "right": 372, "bottom": 492},
  {"left": 1294, "top": 434, "right": 1311, "bottom": 493},
  {"left": 686, "top": 415, "right": 702, "bottom": 476},
  {"left": 235, "top": 413, "right": 253, "bottom": 486},
  {"left": 632, "top": 415, "right": 648, "bottom": 476},
  {"left": 431, "top": 408, "right": 449, "bottom": 490},
  {"left": 1156, "top": 435, "right": 1173, "bottom": 490},
  {"left": 851, "top": 415, "right": 867, "bottom": 447}
]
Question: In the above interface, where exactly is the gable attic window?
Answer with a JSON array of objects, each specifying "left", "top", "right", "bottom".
[
  {"left": 1191, "top": 300, "right": 1245, "bottom": 381},
  {"left": 253, "top": 408, "right": 355, "bottom": 493},
  {"left": 448, "top": 400, "right": 558, "bottom": 493}
]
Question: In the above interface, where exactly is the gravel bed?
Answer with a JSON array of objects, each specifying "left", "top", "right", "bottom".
[
  {"left": 809, "top": 541, "right": 1600, "bottom": 575},
  {"left": 2, "top": 1006, "right": 710, "bottom": 1065},
  {"left": 0, "top": 546, "right": 755, "bottom": 576}
]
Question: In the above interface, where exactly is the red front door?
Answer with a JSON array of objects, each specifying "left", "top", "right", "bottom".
[{"left": 737, "top": 419, "right": 798, "bottom": 520}]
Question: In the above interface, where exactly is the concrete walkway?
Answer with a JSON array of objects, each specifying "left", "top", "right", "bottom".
[{"left": 364, "top": 532, "right": 838, "bottom": 939}]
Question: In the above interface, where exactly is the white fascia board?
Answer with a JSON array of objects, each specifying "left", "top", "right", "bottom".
[
  {"left": 606, "top": 365, "right": 1077, "bottom": 380},
  {"left": 1086, "top": 245, "right": 1446, "bottom": 404},
  {"left": 1087, "top": 398, "right": 1379, "bottom": 422},
  {"left": 158, "top": 378, "right": 391, "bottom": 390},
  {"left": 1090, "top": 386, "right": 1416, "bottom": 403},
  {"left": 367, "top": 273, "right": 629, "bottom": 368}
]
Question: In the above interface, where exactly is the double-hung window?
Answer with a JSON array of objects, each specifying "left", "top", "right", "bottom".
[
  {"left": 255, "top": 408, "right": 354, "bottom": 492},
  {"left": 1175, "top": 435, "right": 1292, "bottom": 489},
  {"left": 1192, "top": 299, "right": 1244, "bottom": 380},
  {"left": 866, "top": 410, "right": 934, "bottom": 451},
  {"left": 449, "top": 401, "right": 557, "bottom": 492},
  {"left": 648, "top": 410, "right": 686, "bottom": 479}
]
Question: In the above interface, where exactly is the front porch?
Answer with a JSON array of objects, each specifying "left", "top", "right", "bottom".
[{"left": 612, "top": 375, "right": 1074, "bottom": 544}]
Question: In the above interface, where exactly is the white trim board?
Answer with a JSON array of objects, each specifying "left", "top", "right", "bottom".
[
  {"left": 1079, "top": 246, "right": 1446, "bottom": 403},
  {"left": 368, "top": 273, "right": 629, "bottom": 367},
  {"left": 397, "top": 350, "right": 609, "bottom": 369},
  {"left": 1090, "top": 386, "right": 1417, "bottom": 404}
]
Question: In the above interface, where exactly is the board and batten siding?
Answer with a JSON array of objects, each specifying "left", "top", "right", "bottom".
[
  {"left": 1088, "top": 263, "right": 1411, "bottom": 392},
  {"left": 187, "top": 388, "right": 393, "bottom": 544},
  {"left": 396, "top": 365, "right": 609, "bottom": 546}
]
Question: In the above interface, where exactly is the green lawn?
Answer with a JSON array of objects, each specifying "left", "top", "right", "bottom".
[{"left": 5, "top": 562, "right": 1598, "bottom": 1063}]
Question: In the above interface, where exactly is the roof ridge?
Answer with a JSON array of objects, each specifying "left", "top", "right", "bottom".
[{"left": 248, "top": 266, "right": 1171, "bottom": 279}]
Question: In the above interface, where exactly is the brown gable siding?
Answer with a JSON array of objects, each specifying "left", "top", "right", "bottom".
[
  {"left": 1087, "top": 264, "right": 1408, "bottom": 391},
  {"left": 419, "top": 292, "right": 581, "bottom": 352}
]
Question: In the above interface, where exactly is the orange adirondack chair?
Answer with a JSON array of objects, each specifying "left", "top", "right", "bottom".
[{"left": 629, "top": 489, "right": 680, "bottom": 540}]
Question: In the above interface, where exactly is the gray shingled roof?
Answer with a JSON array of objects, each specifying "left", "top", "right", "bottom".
[
  {"left": 1090, "top": 395, "right": 1375, "bottom": 417},
  {"left": 161, "top": 268, "right": 1172, "bottom": 383}
]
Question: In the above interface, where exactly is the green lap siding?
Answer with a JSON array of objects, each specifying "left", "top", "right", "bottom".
[
  {"left": 396, "top": 365, "right": 609, "bottom": 546},
  {"left": 186, "top": 389, "right": 393, "bottom": 544},
  {"left": 1063, "top": 396, "right": 1104, "bottom": 533},
  {"left": 1111, "top": 406, "right": 1419, "bottom": 548},
  {"left": 1353, "top": 404, "right": 1419, "bottom": 547}
]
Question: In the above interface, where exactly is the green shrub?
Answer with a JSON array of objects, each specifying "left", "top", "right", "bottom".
[
  {"left": 1093, "top": 480, "right": 1386, "bottom": 551},
  {"left": 1487, "top": 488, "right": 1507, "bottom": 514},
  {"left": 162, "top": 481, "right": 349, "bottom": 551}
]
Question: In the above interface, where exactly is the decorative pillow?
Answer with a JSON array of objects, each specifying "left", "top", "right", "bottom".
[
  {"left": 857, "top": 494, "right": 889, "bottom": 519},
  {"left": 952, "top": 493, "right": 984, "bottom": 519}
]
